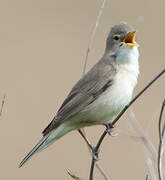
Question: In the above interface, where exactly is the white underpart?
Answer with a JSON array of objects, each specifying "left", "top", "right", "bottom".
[
  {"left": 19, "top": 44, "right": 140, "bottom": 167},
  {"left": 78, "top": 46, "right": 139, "bottom": 124},
  {"left": 42, "top": 46, "right": 139, "bottom": 149}
]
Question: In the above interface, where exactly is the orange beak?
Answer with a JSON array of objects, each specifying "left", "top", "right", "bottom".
[{"left": 123, "top": 31, "right": 139, "bottom": 47}]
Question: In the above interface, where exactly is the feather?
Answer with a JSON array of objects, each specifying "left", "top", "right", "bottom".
[{"left": 19, "top": 135, "right": 49, "bottom": 168}]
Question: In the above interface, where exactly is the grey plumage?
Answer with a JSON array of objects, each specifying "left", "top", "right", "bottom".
[
  {"left": 105, "top": 22, "right": 134, "bottom": 52},
  {"left": 19, "top": 135, "right": 49, "bottom": 168},
  {"left": 42, "top": 22, "right": 135, "bottom": 135},
  {"left": 42, "top": 56, "right": 117, "bottom": 135},
  {"left": 19, "top": 22, "right": 139, "bottom": 168}
]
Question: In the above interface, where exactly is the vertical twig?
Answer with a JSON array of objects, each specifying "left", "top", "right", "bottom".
[
  {"left": 95, "top": 163, "right": 110, "bottom": 180},
  {"left": 89, "top": 131, "right": 107, "bottom": 180},
  {"left": 146, "top": 174, "right": 149, "bottom": 180},
  {"left": 128, "top": 110, "right": 157, "bottom": 162},
  {"left": 128, "top": 109, "right": 157, "bottom": 180},
  {"left": 79, "top": 0, "right": 109, "bottom": 179},
  {"left": 82, "top": 0, "right": 107, "bottom": 76},
  {"left": 158, "top": 99, "right": 165, "bottom": 180},
  {"left": 0, "top": 94, "right": 6, "bottom": 117}
]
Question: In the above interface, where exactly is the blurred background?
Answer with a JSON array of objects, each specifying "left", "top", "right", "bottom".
[{"left": 0, "top": 0, "right": 164, "bottom": 179}]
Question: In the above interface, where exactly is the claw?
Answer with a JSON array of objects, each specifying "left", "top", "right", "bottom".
[
  {"left": 104, "top": 123, "right": 119, "bottom": 137},
  {"left": 107, "top": 128, "right": 120, "bottom": 137},
  {"left": 104, "top": 122, "right": 115, "bottom": 129}
]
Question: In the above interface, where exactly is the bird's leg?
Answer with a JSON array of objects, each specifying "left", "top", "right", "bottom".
[
  {"left": 90, "top": 121, "right": 119, "bottom": 137},
  {"left": 78, "top": 129, "right": 100, "bottom": 161}
]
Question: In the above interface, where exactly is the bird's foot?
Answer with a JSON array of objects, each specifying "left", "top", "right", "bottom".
[
  {"left": 107, "top": 128, "right": 120, "bottom": 137},
  {"left": 104, "top": 123, "right": 119, "bottom": 137}
]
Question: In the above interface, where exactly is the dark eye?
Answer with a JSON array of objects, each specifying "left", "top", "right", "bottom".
[{"left": 113, "top": 35, "right": 120, "bottom": 41}]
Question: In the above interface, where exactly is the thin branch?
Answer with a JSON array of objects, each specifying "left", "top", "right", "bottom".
[
  {"left": 89, "top": 68, "right": 165, "bottom": 180},
  {"left": 78, "top": 129, "right": 110, "bottom": 180},
  {"left": 158, "top": 99, "right": 165, "bottom": 180},
  {"left": 67, "top": 169, "right": 83, "bottom": 180},
  {"left": 95, "top": 163, "right": 110, "bottom": 180},
  {"left": 87, "top": 143, "right": 110, "bottom": 180},
  {"left": 78, "top": 0, "right": 109, "bottom": 179},
  {"left": 82, "top": 0, "right": 107, "bottom": 76},
  {"left": 145, "top": 158, "right": 157, "bottom": 180},
  {"left": 128, "top": 109, "right": 157, "bottom": 162},
  {"left": 146, "top": 174, "right": 149, "bottom": 180},
  {"left": 0, "top": 94, "right": 6, "bottom": 117},
  {"left": 89, "top": 131, "right": 107, "bottom": 180},
  {"left": 128, "top": 109, "right": 157, "bottom": 180}
]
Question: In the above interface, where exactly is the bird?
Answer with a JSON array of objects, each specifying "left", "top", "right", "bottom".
[{"left": 19, "top": 22, "right": 140, "bottom": 168}]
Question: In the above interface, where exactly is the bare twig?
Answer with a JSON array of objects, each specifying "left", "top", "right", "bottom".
[
  {"left": 128, "top": 110, "right": 157, "bottom": 162},
  {"left": 78, "top": 129, "right": 110, "bottom": 180},
  {"left": 146, "top": 174, "right": 149, "bottom": 180},
  {"left": 145, "top": 158, "right": 157, "bottom": 180},
  {"left": 82, "top": 0, "right": 107, "bottom": 76},
  {"left": 95, "top": 163, "right": 110, "bottom": 180},
  {"left": 128, "top": 109, "right": 157, "bottom": 180},
  {"left": 89, "top": 68, "right": 165, "bottom": 180},
  {"left": 158, "top": 99, "right": 165, "bottom": 180},
  {"left": 78, "top": 0, "right": 110, "bottom": 179},
  {"left": 0, "top": 94, "right": 6, "bottom": 117},
  {"left": 67, "top": 169, "right": 83, "bottom": 180}
]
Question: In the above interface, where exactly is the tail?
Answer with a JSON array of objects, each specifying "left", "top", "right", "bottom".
[
  {"left": 19, "top": 135, "right": 49, "bottom": 168},
  {"left": 19, "top": 122, "right": 74, "bottom": 168}
]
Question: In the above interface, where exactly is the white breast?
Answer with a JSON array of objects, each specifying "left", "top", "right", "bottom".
[{"left": 80, "top": 46, "right": 139, "bottom": 123}]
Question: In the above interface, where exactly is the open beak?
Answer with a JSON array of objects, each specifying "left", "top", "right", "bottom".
[{"left": 122, "top": 31, "right": 139, "bottom": 47}]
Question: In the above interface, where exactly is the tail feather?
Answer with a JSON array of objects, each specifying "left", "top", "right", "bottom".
[
  {"left": 19, "top": 122, "right": 74, "bottom": 168},
  {"left": 19, "top": 135, "right": 49, "bottom": 168}
]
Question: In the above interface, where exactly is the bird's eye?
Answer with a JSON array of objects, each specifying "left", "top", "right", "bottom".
[{"left": 113, "top": 35, "right": 120, "bottom": 41}]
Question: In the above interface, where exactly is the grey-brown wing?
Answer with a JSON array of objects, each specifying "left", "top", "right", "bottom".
[{"left": 42, "top": 57, "right": 116, "bottom": 136}]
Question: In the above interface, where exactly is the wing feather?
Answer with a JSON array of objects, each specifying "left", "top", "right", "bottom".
[{"left": 42, "top": 56, "right": 116, "bottom": 135}]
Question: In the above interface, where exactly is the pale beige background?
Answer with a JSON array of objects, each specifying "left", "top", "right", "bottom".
[{"left": 0, "top": 0, "right": 164, "bottom": 179}]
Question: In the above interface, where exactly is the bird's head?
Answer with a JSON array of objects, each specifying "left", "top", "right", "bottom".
[{"left": 105, "top": 22, "right": 139, "bottom": 54}]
